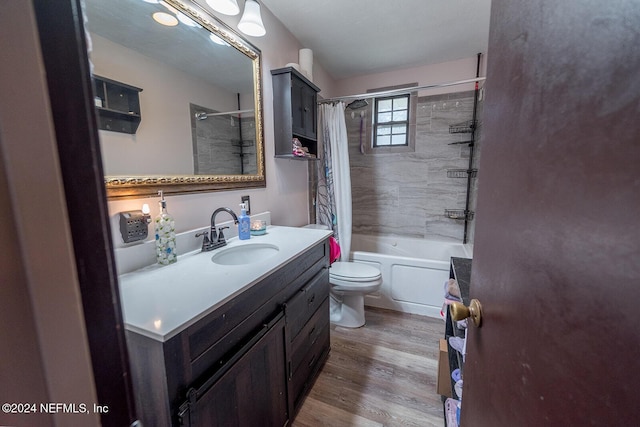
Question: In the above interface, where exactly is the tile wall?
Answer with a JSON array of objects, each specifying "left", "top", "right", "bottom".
[
  {"left": 346, "top": 90, "right": 482, "bottom": 242},
  {"left": 190, "top": 103, "right": 257, "bottom": 175}
]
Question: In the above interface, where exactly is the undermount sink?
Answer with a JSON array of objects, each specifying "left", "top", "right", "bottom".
[{"left": 211, "top": 243, "right": 280, "bottom": 266}]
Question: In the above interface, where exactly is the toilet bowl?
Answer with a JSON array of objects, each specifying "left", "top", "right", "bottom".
[
  {"left": 329, "top": 261, "right": 382, "bottom": 328},
  {"left": 302, "top": 224, "right": 382, "bottom": 328}
]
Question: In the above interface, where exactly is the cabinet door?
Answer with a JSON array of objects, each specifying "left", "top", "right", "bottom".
[
  {"left": 300, "top": 83, "right": 317, "bottom": 140},
  {"left": 291, "top": 75, "right": 318, "bottom": 140},
  {"left": 180, "top": 313, "right": 288, "bottom": 427},
  {"left": 291, "top": 76, "right": 307, "bottom": 137}
]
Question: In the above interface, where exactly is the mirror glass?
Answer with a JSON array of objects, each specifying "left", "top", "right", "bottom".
[{"left": 84, "top": 0, "right": 265, "bottom": 198}]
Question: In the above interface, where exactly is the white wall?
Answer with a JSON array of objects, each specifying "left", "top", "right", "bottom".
[
  {"left": 107, "top": 2, "right": 338, "bottom": 253},
  {"left": 92, "top": 34, "right": 238, "bottom": 175},
  {"left": 334, "top": 55, "right": 487, "bottom": 98}
]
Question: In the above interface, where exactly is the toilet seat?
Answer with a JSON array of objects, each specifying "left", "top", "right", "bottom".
[
  {"left": 330, "top": 261, "right": 381, "bottom": 282},
  {"left": 329, "top": 262, "right": 382, "bottom": 291}
]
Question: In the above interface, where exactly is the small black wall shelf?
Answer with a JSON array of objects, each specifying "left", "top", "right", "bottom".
[{"left": 93, "top": 75, "right": 142, "bottom": 134}]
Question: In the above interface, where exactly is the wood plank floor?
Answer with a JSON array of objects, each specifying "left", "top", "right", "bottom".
[{"left": 292, "top": 307, "right": 445, "bottom": 427}]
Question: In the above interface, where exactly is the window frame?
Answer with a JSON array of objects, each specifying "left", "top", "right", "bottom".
[
  {"left": 373, "top": 94, "right": 410, "bottom": 148},
  {"left": 359, "top": 83, "right": 417, "bottom": 155}
]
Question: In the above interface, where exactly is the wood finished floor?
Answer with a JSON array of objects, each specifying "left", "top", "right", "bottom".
[{"left": 292, "top": 307, "right": 445, "bottom": 427}]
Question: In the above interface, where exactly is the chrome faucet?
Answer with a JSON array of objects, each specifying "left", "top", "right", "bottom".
[{"left": 197, "top": 207, "right": 238, "bottom": 252}]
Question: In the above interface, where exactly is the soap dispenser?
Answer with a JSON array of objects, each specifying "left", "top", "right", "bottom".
[
  {"left": 238, "top": 203, "right": 250, "bottom": 240},
  {"left": 155, "top": 190, "right": 177, "bottom": 265}
]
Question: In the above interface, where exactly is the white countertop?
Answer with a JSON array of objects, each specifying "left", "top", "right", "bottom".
[{"left": 118, "top": 226, "right": 332, "bottom": 342}]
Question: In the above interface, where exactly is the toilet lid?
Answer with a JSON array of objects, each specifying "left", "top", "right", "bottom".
[{"left": 330, "top": 262, "right": 381, "bottom": 282}]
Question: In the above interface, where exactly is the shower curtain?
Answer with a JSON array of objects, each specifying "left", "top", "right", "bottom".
[{"left": 317, "top": 102, "right": 352, "bottom": 261}]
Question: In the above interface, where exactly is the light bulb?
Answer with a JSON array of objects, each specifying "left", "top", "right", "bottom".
[
  {"left": 206, "top": 0, "right": 240, "bottom": 16},
  {"left": 238, "top": 0, "right": 266, "bottom": 37},
  {"left": 152, "top": 12, "right": 179, "bottom": 26}
]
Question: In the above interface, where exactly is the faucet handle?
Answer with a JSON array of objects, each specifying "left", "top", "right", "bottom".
[
  {"left": 195, "top": 231, "right": 212, "bottom": 251},
  {"left": 217, "top": 226, "right": 230, "bottom": 242}
]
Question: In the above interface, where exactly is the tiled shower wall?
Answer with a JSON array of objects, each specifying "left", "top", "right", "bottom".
[
  {"left": 345, "top": 90, "right": 482, "bottom": 243},
  {"left": 190, "top": 104, "right": 257, "bottom": 175}
]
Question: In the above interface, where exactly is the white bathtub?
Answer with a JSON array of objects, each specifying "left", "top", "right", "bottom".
[{"left": 350, "top": 234, "right": 472, "bottom": 318}]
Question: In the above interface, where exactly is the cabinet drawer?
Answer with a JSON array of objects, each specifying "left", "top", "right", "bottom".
[
  {"left": 286, "top": 268, "right": 329, "bottom": 339},
  {"left": 290, "top": 317, "right": 330, "bottom": 408},
  {"left": 290, "top": 297, "right": 329, "bottom": 375}
]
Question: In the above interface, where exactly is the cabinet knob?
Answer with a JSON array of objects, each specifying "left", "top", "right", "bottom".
[
  {"left": 304, "top": 107, "right": 309, "bottom": 112},
  {"left": 450, "top": 299, "right": 483, "bottom": 327}
]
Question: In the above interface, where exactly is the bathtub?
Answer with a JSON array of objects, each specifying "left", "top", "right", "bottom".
[{"left": 350, "top": 234, "right": 472, "bottom": 318}]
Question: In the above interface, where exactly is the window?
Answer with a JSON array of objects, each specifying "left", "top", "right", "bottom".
[{"left": 373, "top": 95, "right": 409, "bottom": 147}]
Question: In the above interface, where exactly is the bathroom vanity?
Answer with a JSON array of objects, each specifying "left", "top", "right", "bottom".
[{"left": 118, "top": 226, "right": 332, "bottom": 426}]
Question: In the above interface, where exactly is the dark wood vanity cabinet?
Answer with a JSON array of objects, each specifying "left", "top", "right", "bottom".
[
  {"left": 126, "top": 239, "right": 331, "bottom": 427},
  {"left": 271, "top": 67, "right": 320, "bottom": 159}
]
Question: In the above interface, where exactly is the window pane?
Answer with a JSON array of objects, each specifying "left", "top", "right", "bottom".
[
  {"left": 391, "top": 134, "right": 406, "bottom": 145},
  {"left": 392, "top": 110, "right": 407, "bottom": 121},
  {"left": 377, "top": 112, "right": 392, "bottom": 123},
  {"left": 377, "top": 125, "right": 391, "bottom": 136},
  {"left": 393, "top": 97, "right": 408, "bottom": 109},
  {"left": 376, "top": 135, "right": 391, "bottom": 146},
  {"left": 377, "top": 99, "right": 392, "bottom": 112},
  {"left": 392, "top": 124, "right": 407, "bottom": 134}
]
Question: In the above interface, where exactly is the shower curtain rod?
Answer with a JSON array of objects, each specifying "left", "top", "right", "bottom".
[
  {"left": 195, "top": 109, "right": 254, "bottom": 120},
  {"left": 317, "top": 76, "right": 486, "bottom": 105}
]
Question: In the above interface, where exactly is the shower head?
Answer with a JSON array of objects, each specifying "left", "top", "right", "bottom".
[{"left": 346, "top": 99, "right": 368, "bottom": 110}]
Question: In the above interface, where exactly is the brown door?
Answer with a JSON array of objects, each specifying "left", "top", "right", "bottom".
[{"left": 462, "top": 0, "right": 640, "bottom": 425}]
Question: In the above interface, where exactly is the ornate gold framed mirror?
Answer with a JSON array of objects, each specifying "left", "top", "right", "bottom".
[{"left": 84, "top": 0, "right": 265, "bottom": 199}]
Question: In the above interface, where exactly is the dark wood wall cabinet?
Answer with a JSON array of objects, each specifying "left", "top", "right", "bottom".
[
  {"left": 271, "top": 67, "right": 320, "bottom": 159},
  {"left": 93, "top": 75, "right": 142, "bottom": 134},
  {"left": 126, "top": 239, "right": 331, "bottom": 427}
]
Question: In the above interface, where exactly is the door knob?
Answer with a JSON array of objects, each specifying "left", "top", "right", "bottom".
[{"left": 450, "top": 299, "right": 483, "bottom": 327}]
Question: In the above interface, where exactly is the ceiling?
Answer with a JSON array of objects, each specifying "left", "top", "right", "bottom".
[{"left": 261, "top": 0, "right": 493, "bottom": 80}]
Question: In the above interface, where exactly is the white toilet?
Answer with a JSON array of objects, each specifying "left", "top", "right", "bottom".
[
  {"left": 329, "top": 261, "right": 382, "bottom": 328},
  {"left": 303, "top": 224, "right": 382, "bottom": 327}
]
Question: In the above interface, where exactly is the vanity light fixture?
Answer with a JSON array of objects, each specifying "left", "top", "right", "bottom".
[
  {"left": 152, "top": 11, "right": 179, "bottom": 26},
  {"left": 237, "top": 0, "right": 266, "bottom": 37},
  {"left": 206, "top": 0, "right": 240, "bottom": 16}
]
